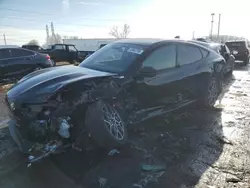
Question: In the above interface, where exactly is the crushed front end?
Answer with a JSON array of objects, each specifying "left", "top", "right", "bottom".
[{"left": 5, "top": 94, "right": 77, "bottom": 165}]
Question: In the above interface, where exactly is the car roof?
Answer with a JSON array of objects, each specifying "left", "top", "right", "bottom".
[
  {"left": 54, "top": 43, "right": 75, "bottom": 46},
  {"left": 0, "top": 45, "right": 20, "bottom": 49},
  {"left": 115, "top": 38, "right": 209, "bottom": 47},
  {"left": 187, "top": 40, "right": 211, "bottom": 47}
]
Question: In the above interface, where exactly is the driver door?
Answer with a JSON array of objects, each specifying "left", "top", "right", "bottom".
[
  {"left": 67, "top": 45, "right": 78, "bottom": 62},
  {"left": 134, "top": 44, "right": 181, "bottom": 109}
]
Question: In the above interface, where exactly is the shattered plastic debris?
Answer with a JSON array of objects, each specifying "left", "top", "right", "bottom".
[
  {"left": 216, "top": 135, "right": 233, "bottom": 145},
  {"left": 235, "top": 115, "right": 246, "bottom": 120},
  {"left": 108, "top": 149, "right": 120, "bottom": 156},
  {"left": 141, "top": 164, "right": 166, "bottom": 172},
  {"left": 98, "top": 177, "right": 107, "bottom": 188},
  {"left": 226, "top": 174, "right": 242, "bottom": 183},
  {"left": 28, "top": 155, "right": 35, "bottom": 161},
  {"left": 133, "top": 171, "right": 165, "bottom": 188}
]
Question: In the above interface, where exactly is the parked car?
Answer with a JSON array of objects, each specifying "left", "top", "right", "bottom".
[
  {"left": 0, "top": 47, "right": 54, "bottom": 84},
  {"left": 189, "top": 41, "right": 235, "bottom": 75},
  {"left": 209, "top": 43, "right": 235, "bottom": 75},
  {"left": 6, "top": 39, "right": 225, "bottom": 163},
  {"left": 22, "top": 44, "right": 79, "bottom": 64},
  {"left": 225, "top": 40, "right": 250, "bottom": 65}
]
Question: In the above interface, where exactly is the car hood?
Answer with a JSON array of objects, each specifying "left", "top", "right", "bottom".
[{"left": 7, "top": 65, "right": 116, "bottom": 100}]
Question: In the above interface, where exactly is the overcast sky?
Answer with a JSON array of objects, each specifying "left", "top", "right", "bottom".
[{"left": 0, "top": 0, "right": 249, "bottom": 45}]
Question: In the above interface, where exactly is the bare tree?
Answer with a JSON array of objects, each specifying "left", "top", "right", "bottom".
[
  {"left": 47, "top": 33, "right": 62, "bottom": 45},
  {"left": 27, "top": 39, "right": 39, "bottom": 45},
  {"left": 63, "top": 36, "right": 79, "bottom": 39},
  {"left": 109, "top": 24, "right": 130, "bottom": 39}
]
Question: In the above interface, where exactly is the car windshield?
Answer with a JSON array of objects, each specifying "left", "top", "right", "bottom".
[{"left": 79, "top": 42, "right": 146, "bottom": 73}]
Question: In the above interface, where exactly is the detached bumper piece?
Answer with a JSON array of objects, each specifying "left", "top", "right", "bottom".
[{"left": 8, "top": 120, "right": 71, "bottom": 166}]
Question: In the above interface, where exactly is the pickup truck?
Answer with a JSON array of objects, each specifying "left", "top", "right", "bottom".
[{"left": 22, "top": 44, "right": 79, "bottom": 64}]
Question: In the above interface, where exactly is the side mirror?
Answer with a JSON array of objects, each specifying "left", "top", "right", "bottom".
[
  {"left": 138, "top": 66, "right": 157, "bottom": 77},
  {"left": 224, "top": 52, "right": 230, "bottom": 61}
]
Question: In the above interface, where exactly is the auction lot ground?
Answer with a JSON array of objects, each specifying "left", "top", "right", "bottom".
[{"left": 0, "top": 63, "right": 250, "bottom": 188}]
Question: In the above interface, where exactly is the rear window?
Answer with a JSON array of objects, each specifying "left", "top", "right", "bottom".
[
  {"left": 200, "top": 48, "right": 209, "bottom": 57},
  {"left": 226, "top": 42, "right": 246, "bottom": 48}
]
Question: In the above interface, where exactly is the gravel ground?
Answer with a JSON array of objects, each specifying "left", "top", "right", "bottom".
[{"left": 0, "top": 65, "right": 250, "bottom": 188}]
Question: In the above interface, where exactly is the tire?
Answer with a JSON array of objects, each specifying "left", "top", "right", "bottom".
[
  {"left": 200, "top": 75, "right": 220, "bottom": 108},
  {"left": 85, "top": 100, "right": 128, "bottom": 149},
  {"left": 243, "top": 57, "right": 249, "bottom": 66}
]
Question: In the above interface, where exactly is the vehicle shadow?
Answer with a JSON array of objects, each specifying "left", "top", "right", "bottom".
[
  {"left": 51, "top": 75, "right": 236, "bottom": 188},
  {"left": 233, "top": 63, "right": 248, "bottom": 71}
]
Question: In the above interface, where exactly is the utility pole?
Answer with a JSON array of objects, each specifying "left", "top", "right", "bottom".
[
  {"left": 46, "top": 24, "right": 50, "bottom": 44},
  {"left": 217, "top": 14, "right": 221, "bottom": 41},
  {"left": 210, "top": 13, "right": 215, "bottom": 41},
  {"left": 192, "top": 31, "right": 195, "bottom": 40},
  {"left": 51, "top": 22, "right": 55, "bottom": 44},
  {"left": 3, "top": 34, "right": 6, "bottom": 45}
]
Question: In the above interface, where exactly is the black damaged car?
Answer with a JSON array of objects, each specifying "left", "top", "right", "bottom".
[{"left": 6, "top": 39, "right": 225, "bottom": 163}]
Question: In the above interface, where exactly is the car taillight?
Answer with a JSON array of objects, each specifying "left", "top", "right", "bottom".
[{"left": 46, "top": 55, "right": 50, "bottom": 60}]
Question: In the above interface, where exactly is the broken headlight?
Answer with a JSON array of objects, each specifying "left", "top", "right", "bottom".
[
  {"left": 34, "top": 84, "right": 63, "bottom": 102},
  {"left": 9, "top": 101, "right": 15, "bottom": 111}
]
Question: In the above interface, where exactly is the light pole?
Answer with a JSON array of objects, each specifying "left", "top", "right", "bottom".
[
  {"left": 3, "top": 34, "right": 6, "bottom": 45},
  {"left": 217, "top": 14, "right": 221, "bottom": 41},
  {"left": 210, "top": 13, "right": 215, "bottom": 41}
]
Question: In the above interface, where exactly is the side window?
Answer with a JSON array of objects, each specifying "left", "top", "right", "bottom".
[
  {"left": 178, "top": 44, "right": 202, "bottom": 66},
  {"left": 200, "top": 48, "right": 209, "bottom": 57},
  {"left": 0, "top": 49, "right": 12, "bottom": 59},
  {"left": 21, "top": 49, "right": 34, "bottom": 56},
  {"left": 142, "top": 45, "right": 176, "bottom": 70},
  {"left": 54, "top": 45, "right": 65, "bottom": 50},
  {"left": 10, "top": 49, "right": 23, "bottom": 58},
  {"left": 68, "top": 46, "right": 77, "bottom": 52}
]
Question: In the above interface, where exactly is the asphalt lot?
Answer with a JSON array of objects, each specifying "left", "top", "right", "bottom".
[{"left": 0, "top": 64, "right": 250, "bottom": 188}]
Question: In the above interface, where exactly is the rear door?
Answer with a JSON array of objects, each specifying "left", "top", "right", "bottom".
[
  {"left": 67, "top": 45, "right": 78, "bottom": 62},
  {"left": 4, "top": 48, "right": 35, "bottom": 79},
  {"left": 51, "top": 44, "right": 67, "bottom": 62},
  {"left": 0, "top": 49, "right": 12, "bottom": 80},
  {"left": 176, "top": 43, "right": 206, "bottom": 99}
]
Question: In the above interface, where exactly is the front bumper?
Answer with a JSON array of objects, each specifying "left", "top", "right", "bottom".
[
  {"left": 8, "top": 119, "right": 70, "bottom": 165},
  {"left": 5, "top": 97, "right": 69, "bottom": 165}
]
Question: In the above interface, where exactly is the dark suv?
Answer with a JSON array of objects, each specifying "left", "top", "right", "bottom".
[{"left": 225, "top": 40, "right": 250, "bottom": 65}]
